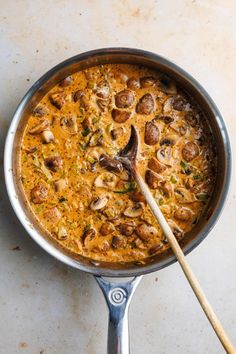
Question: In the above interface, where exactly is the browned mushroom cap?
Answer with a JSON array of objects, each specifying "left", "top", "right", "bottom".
[
  {"left": 96, "top": 80, "right": 110, "bottom": 99},
  {"left": 140, "top": 76, "right": 156, "bottom": 88},
  {"left": 29, "top": 119, "right": 50, "bottom": 134},
  {"left": 115, "top": 89, "right": 135, "bottom": 108},
  {"left": 100, "top": 222, "right": 115, "bottom": 236},
  {"left": 148, "top": 157, "right": 167, "bottom": 174},
  {"left": 135, "top": 224, "right": 158, "bottom": 242},
  {"left": 112, "top": 235, "right": 127, "bottom": 249},
  {"left": 184, "top": 112, "right": 198, "bottom": 127},
  {"left": 99, "top": 153, "right": 123, "bottom": 173},
  {"left": 144, "top": 121, "right": 159, "bottom": 145},
  {"left": 112, "top": 109, "right": 132, "bottom": 123},
  {"left": 32, "top": 104, "right": 49, "bottom": 117},
  {"left": 49, "top": 91, "right": 66, "bottom": 109},
  {"left": 30, "top": 185, "right": 48, "bottom": 204},
  {"left": 118, "top": 222, "right": 136, "bottom": 236},
  {"left": 182, "top": 142, "right": 199, "bottom": 162},
  {"left": 44, "top": 207, "right": 62, "bottom": 222},
  {"left": 145, "top": 170, "right": 162, "bottom": 189},
  {"left": 172, "top": 95, "right": 187, "bottom": 111},
  {"left": 44, "top": 156, "right": 63, "bottom": 172},
  {"left": 157, "top": 75, "right": 177, "bottom": 94},
  {"left": 136, "top": 93, "right": 155, "bottom": 115},
  {"left": 174, "top": 207, "right": 193, "bottom": 222},
  {"left": 59, "top": 76, "right": 73, "bottom": 87},
  {"left": 127, "top": 77, "right": 140, "bottom": 90}
]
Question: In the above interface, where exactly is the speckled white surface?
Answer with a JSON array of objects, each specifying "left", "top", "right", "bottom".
[{"left": 0, "top": 1, "right": 236, "bottom": 353}]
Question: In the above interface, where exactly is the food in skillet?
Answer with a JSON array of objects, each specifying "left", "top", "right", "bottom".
[{"left": 19, "top": 64, "right": 216, "bottom": 262}]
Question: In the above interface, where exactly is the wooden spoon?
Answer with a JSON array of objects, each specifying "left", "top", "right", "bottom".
[{"left": 117, "top": 125, "right": 235, "bottom": 354}]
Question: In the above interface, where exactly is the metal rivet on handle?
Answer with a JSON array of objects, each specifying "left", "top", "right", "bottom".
[{"left": 109, "top": 287, "right": 127, "bottom": 306}]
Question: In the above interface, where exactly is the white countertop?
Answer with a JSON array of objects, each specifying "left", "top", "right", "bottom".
[{"left": 0, "top": 1, "right": 236, "bottom": 353}]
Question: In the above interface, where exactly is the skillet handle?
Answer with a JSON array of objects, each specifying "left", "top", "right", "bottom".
[{"left": 95, "top": 276, "right": 142, "bottom": 354}]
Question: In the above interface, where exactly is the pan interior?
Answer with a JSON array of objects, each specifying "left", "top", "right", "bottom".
[{"left": 6, "top": 49, "right": 231, "bottom": 277}]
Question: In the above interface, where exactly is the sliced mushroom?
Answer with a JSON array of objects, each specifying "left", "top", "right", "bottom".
[
  {"left": 95, "top": 240, "right": 111, "bottom": 252},
  {"left": 80, "top": 95, "right": 90, "bottom": 110},
  {"left": 57, "top": 226, "right": 68, "bottom": 240},
  {"left": 59, "top": 76, "right": 73, "bottom": 87},
  {"left": 157, "top": 75, "right": 177, "bottom": 94},
  {"left": 54, "top": 178, "right": 68, "bottom": 192},
  {"left": 160, "top": 137, "right": 176, "bottom": 146},
  {"left": 140, "top": 76, "right": 156, "bottom": 88},
  {"left": 144, "top": 121, "right": 160, "bottom": 145},
  {"left": 41, "top": 130, "right": 54, "bottom": 143},
  {"left": 145, "top": 170, "right": 162, "bottom": 189},
  {"left": 29, "top": 119, "right": 50, "bottom": 134},
  {"left": 123, "top": 202, "right": 144, "bottom": 218},
  {"left": 182, "top": 142, "right": 199, "bottom": 162},
  {"left": 30, "top": 185, "right": 48, "bottom": 204},
  {"left": 112, "top": 235, "right": 127, "bottom": 249},
  {"left": 115, "top": 71, "right": 129, "bottom": 83},
  {"left": 167, "top": 220, "right": 184, "bottom": 240},
  {"left": 100, "top": 222, "right": 115, "bottom": 236},
  {"left": 60, "top": 115, "right": 78, "bottom": 135},
  {"left": 148, "top": 157, "right": 167, "bottom": 173},
  {"left": 136, "top": 93, "right": 155, "bottom": 115},
  {"left": 90, "top": 196, "right": 108, "bottom": 210},
  {"left": 115, "top": 89, "right": 135, "bottom": 108},
  {"left": 174, "top": 187, "right": 194, "bottom": 203},
  {"left": 81, "top": 116, "right": 93, "bottom": 131},
  {"left": 156, "top": 115, "right": 174, "bottom": 124},
  {"left": 50, "top": 91, "right": 66, "bottom": 109},
  {"left": 118, "top": 222, "right": 136, "bottom": 236},
  {"left": 174, "top": 207, "right": 193, "bottom": 222},
  {"left": 149, "top": 243, "right": 163, "bottom": 255},
  {"left": 99, "top": 153, "right": 123, "bottom": 173},
  {"left": 156, "top": 146, "right": 172, "bottom": 165},
  {"left": 73, "top": 89, "right": 85, "bottom": 102},
  {"left": 32, "top": 104, "right": 49, "bottom": 117},
  {"left": 94, "top": 172, "right": 117, "bottom": 189},
  {"left": 112, "top": 109, "right": 132, "bottom": 123},
  {"left": 97, "top": 98, "right": 110, "bottom": 112},
  {"left": 96, "top": 80, "right": 110, "bottom": 99},
  {"left": 44, "top": 156, "right": 63, "bottom": 172},
  {"left": 135, "top": 224, "right": 158, "bottom": 242},
  {"left": 111, "top": 126, "right": 126, "bottom": 140},
  {"left": 159, "top": 181, "right": 172, "bottom": 198},
  {"left": 83, "top": 228, "right": 96, "bottom": 247},
  {"left": 44, "top": 207, "right": 62, "bottom": 222},
  {"left": 127, "top": 77, "right": 140, "bottom": 90},
  {"left": 89, "top": 129, "right": 104, "bottom": 147}
]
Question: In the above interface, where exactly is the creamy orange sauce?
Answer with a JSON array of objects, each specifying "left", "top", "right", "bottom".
[{"left": 19, "top": 64, "right": 216, "bottom": 262}]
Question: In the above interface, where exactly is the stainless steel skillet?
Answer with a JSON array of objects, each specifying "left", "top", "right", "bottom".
[{"left": 4, "top": 48, "right": 232, "bottom": 354}]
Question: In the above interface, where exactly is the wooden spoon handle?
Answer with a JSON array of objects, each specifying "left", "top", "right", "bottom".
[{"left": 133, "top": 169, "right": 235, "bottom": 354}]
